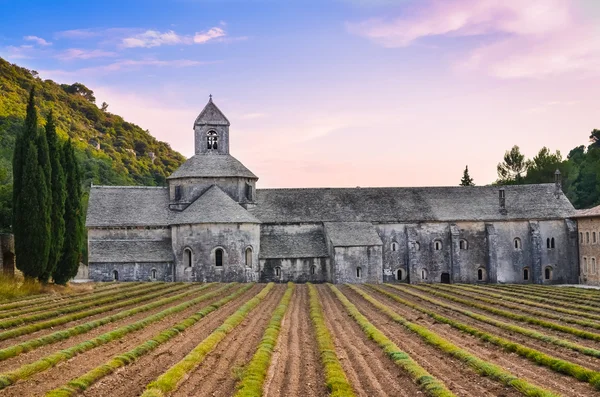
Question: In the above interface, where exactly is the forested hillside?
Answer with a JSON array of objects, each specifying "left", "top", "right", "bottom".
[{"left": 0, "top": 57, "right": 185, "bottom": 232}]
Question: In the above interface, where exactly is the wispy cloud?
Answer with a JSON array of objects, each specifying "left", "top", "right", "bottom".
[
  {"left": 24, "top": 35, "right": 52, "bottom": 46},
  {"left": 54, "top": 29, "right": 100, "bottom": 39},
  {"left": 121, "top": 27, "right": 226, "bottom": 48},
  {"left": 56, "top": 48, "right": 118, "bottom": 60},
  {"left": 348, "top": 0, "right": 600, "bottom": 78},
  {"left": 2, "top": 45, "right": 33, "bottom": 59}
]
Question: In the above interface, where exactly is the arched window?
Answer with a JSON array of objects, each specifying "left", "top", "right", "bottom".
[
  {"left": 477, "top": 267, "right": 486, "bottom": 281},
  {"left": 311, "top": 265, "right": 316, "bottom": 275},
  {"left": 580, "top": 232, "right": 584, "bottom": 244},
  {"left": 414, "top": 242, "right": 420, "bottom": 251},
  {"left": 594, "top": 233, "right": 597, "bottom": 244},
  {"left": 544, "top": 266, "right": 553, "bottom": 280},
  {"left": 207, "top": 130, "right": 218, "bottom": 150},
  {"left": 274, "top": 267, "right": 281, "bottom": 277},
  {"left": 459, "top": 239, "right": 468, "bottom": 250},
  {"left": 593, "top": 258, "right": 597, "bottom": 274},
  {"left": 551, "top": 237, "right": 555, "bottom": 249},
  {"left": 396, "top": 268, "right": 404, "bottom": 281},
  {"left": 586, "top": 232, "right": 590, "bottom": 244},
  {"left": 184, "top": 248, "right": 193, "bottom": 268},
  {"left": 523, "top": 267, "right": 530, "bottom": 281},
  {"left": 514, "top": 238, "right": 522, "bottom": 250},
  {"left": 546, "top": 238, "right": 551, "bottom": 249},
  {"left": 245, "top": 247, "right": 253, "bottom": 268},
  {"left": 113, "top": 270, "right": 119, "bottom": 281},
  {"left": 151, "top": 268, "right": 157, "bottom": 280},
  {"left": 391, "top": 242, "right": 399, "bottom": 252},
  {"left": 583, "top": 257, "right": 588, "bottom": 274},
  {"left": 356, "top": 267, "right": 362, "bottom": 278},
  {"left": 215, "top": 248, "right": 223, "bottom": 267},
  {"left": 421, "top": 268, "right": 428, "bottom": 280},
  {"left": 434, "top": 240, "right": 442, "bottom": 251}
]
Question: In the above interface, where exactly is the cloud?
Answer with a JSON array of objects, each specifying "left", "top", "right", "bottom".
[
  {"left": 1, "top": 45, "right": 32, "bottom": 59},
  {"left": 193, "top": 27, "right": 226, "bottom": 43},
  {"left": 23, "top": 35, "right": 52, "bottom": 46},
  {"left": 348, "top": 0, "right": 600, "bottom": 78},
  {"left": 121, "top": 27, "right": 226, "bottom": 48},
  {"left": 56, "top": 48, "right": 118, "bottom": 60},
  {"left": 54, "top": 29, "right": 100, "bottom": 39}
]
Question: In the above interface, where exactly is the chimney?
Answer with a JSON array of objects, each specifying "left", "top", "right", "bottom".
[
  {"left": 554, "top": 169, "right": 562, "bottom": 198},
  {"left": 499, "top": 188, "right": 507, "bottom": 215}
]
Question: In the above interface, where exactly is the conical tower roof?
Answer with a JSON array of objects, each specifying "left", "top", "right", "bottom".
[{"left": 193, "top": 96, "right": 230, "bottom": 126}]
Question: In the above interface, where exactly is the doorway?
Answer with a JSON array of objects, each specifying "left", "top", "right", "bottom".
[{"left": 441, "top": 272, "right": 450, "bottom": 284}]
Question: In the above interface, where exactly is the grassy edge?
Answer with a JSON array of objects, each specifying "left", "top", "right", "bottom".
[
  {"left": 139, "top": 283, "right": 275, "bottom": 397},
  {"left": 355, "top": 285, "right": 558, "bottom": 397},
  {"left": 328, "top": 284, "right": 455, "bottom": 397},
  {"left": 383, "top": 284, "right": 600, "bottom": 390},
  {"left": 234, "top": 282, "right": 295, "bottom": 396},
  {"left": 307, "top": 283, "right": 357, "bottom": 397}
]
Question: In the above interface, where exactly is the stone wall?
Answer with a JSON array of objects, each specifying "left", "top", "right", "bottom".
[
  {"left": 169, "top": 177, "right": 256, "bottom": 206},
  {"left": 577, "top": 217, "right": 600, "bottom": 285},
  {"left": 260, "top": 257, "right": 329, "bottom": 283},
  {"left": 89, "top": 262, "right": 173, "bottom": 282},
  {"left": 331, "top": 245, "right": 382, "bottom": 284},
  {"left": 171, "top": 223, "right": 260, "bottom": 282}
]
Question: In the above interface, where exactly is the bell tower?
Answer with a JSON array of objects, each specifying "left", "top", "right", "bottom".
[{"left": 194, "top": 95, "right": 230, "bottom": 155}]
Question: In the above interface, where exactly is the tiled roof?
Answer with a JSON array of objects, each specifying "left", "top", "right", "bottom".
[
  {"left": 167, "top": 154, "right": 257, "bottom": 180},
  {"left": 89, "top": 240, "right": 174, "bottom": 262},
  {"left": 324, "top": 222, "right": 383, "bottom": 247},
  {"left": 572, "top": 205, "right": 600, "bottom": 218},
  {"left": 259, "top": 228, "right": 328, "bottom": 259},
  {"left": 250, "top": 184, "right": 576, "bottom": 223}
]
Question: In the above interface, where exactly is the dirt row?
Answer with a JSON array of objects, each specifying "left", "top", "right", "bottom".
[
  {"left": 1, "top": 284, "right": 249, "bottom": 397},
  {"left": 357, "top": 285, "right": 597, "bottom": 396}
]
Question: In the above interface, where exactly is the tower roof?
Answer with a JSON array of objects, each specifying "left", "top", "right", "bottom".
[
  {"left": 194, "top": 97, "right": 230, "bottom": 127},
  {"left": 167, "top": 154, "right": 257, "bottom": 180}
]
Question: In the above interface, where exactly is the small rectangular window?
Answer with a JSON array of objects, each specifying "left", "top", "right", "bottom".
[
  {"left": 594, "top": 232, "right": 597, "bottom": 244},
  {"left": 245, "top": 183, "right": 254, "bottom": 201},
  {"left": 174, "top": 185, "right": 182, "bottom": 201}
]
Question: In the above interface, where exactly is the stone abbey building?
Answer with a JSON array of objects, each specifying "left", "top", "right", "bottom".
[{"left": 87, "top": 99, "right": 580, "bottom": 284}]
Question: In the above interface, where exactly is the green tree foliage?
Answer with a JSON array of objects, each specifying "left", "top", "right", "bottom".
[
  {"left": 42, "top": 110, "right": 66, "bottom": 282},
  {"left": 13, "top": 88, "right": 51, "bottom": 279},
  {"left": 0, "top": 57, "right": 185, "bottom": 232},
  {"left": 460, "top": 165, "right": 474, "bottom": 186},
  {"left": 524, "top": 147, "right": 563, "bottom": 184},
  {"left": 54, "top": 139, "right": 84, "bottom": 285},
  {"left": 497, "top": 145, "right": 530, "bottom": 185}
]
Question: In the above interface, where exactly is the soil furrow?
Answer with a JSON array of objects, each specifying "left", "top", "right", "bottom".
[
  {"left": 79, "top": 284, "right": 263, "bottom": 397},
  {"left": 341, "top": 286, "right": 520, "bottom": 397},
  {"left": 371, "top": 285, "right": 597, "bottom": 397},
  {"left": 264, "top": 285, "right": 327, "bottom": 397},
  {"left": 317, "top": 284, "right": 422, "bottom": 397},
  {"left": 0, "top": 285, "right": 237, "bottom": 397},
  {"left": 172, "top": 285, "right": 286, "bottom": 397}
]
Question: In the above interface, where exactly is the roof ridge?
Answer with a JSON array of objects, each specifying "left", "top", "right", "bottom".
[
  {"left": 255, "top": 184, "right": 556, "bottom": 192},
  {"left": 91, "top": 185, "right": 168, "bottom": 190}
]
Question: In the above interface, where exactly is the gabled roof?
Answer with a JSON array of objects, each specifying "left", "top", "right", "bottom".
[
  {"left": 194, "top": 98, "right": 230, "bottom": 126},
  {"left": 250, "top": 184, "right": 576, "bottom": 223},
  {"left": 86, "top": 186, "right": 170, "bottom": 227},
  {"left": 259, "top": 228, "right": 328, "bottom": 259},
  {"left": 89, "top": 240, "right": 174, "bottom": 263},
  {"left": 324, "top": 222, "right": 383, "bottom": 247},
  {"left": 172, "top": 185, "right": 261, "bottom": 225},
  {"left": 167, "top": 154, "right": 257, "bottom": 180},
  {"left": 572, "top": 205, "right": 600, "bottom": 218}
]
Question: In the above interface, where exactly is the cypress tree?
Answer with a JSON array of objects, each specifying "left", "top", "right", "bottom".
[
  {"left": 41, "top": 111, "right": 66, "bottom": 282},
  {"left": 460, "top": 165, "right": 475, "bottom": 186},
  {"left": 13, "top": 88, "right": 51, "bottom": 279},
  {"left": 54, "top": 139, "right": 83, "bottom": 285}
]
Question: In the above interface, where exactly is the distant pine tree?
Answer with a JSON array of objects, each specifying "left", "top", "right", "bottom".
[
  {"left": 460, "top": 165, "right": 475, "bottom": 186},
  {"left": 41, "top": 110, "right": 66, "bottom": 283},
  {"left": 13, "top": 88, "right": 52, "bottom": 279},
  {"left": 54, "top": 139, "right": 84, "bottom": 284}
]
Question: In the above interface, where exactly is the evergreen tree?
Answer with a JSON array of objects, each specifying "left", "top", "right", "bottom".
[
  {"left": 13, "top": 88, "right": 52, "bottom": 279},
  {"left": 460, "top": 165, "right": 474, "bottom": 186},
  {"left": 41, "top": 111, "right": 66, "bottom": 282},
  {"left": 54, "top": 139, "right": 83, "bottom": 284},
  {"left": 497, "top": 145, "right": 530, "bottom": 185}
]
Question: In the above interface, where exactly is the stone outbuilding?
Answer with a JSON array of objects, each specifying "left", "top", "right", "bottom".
[
  {"left": 572, "top": 206, "right": 600, "bottom": 286},
  {"left": 86, "top": 98, "right": 580, "bottom": 284}
]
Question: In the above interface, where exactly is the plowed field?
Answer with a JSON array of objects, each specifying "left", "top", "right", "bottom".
[{"left": 1, "top": 282, "right": 599, "bottom": 397}]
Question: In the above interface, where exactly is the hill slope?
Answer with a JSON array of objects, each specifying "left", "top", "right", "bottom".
[{"left": 0, "top": 57, "right": 186, "bottom": 231}]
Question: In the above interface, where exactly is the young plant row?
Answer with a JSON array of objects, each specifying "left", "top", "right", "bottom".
[
  {"left": 328, "top": 284, "right": 455, "bottom": 397},
  {"left": 0, "top": 282, "right": 131, "bottom": 312},
  {"left": 384, "top": 284, "right": 600, "bottom": 359},
  {"left": 353, "top": 285, "right": 558, "bottom": 397},
  {"left": 447, "top": 284, "right": 600, "bottom": 321},
  {"left": 0, "top": 283, "right": 191, "bottom": 342},
  {"left": 46, "top": 283, "right": 255, "bottom": 397},
  {"left": 0, "top": 281, "right": 154, "bottom": 319},
  {"left": 0, "top": 282, "right": 171, "bottom": 329},
  {"left": 413, "top": 284, "right": 600, "bottom": 342},
  {"left": 492, "top": 285, "right": 600, "bottom": 307},
  {"left": 428, "top": 284, "right": 600, "bottom": 334},
  {"left": 234, "top": 282, "right": 295, "bottom": 397},
  {"left": 497, "top": 283, "right": 600, "bottom": 299},
  {"left": 0, "top": 283, "right": 236, "bottom": 390},
  {"left": 0, "top": 283, "right": 214, "bottom": 362},
  {"left": 307, "top": 283, "right": 356, "bottom": 397},
  {"left": 140, "top": 283, "right": 276, "bottom": 397},
  {"left": 480, "top": 284, "right": 600, "bottom": 311},
  {"left": 381, "top": 285, "right": 600, "bottom": 390}
]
